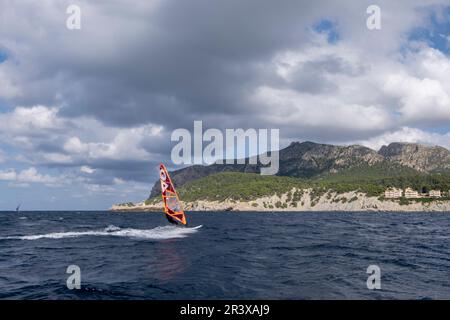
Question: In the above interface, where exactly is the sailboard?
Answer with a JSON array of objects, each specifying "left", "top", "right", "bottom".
[{"left": 159, "top": 163, "right": 187, "bottom": 226}]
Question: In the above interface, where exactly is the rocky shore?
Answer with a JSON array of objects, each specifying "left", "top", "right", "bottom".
[{"left": 111, "top": 189, "right": 450, "bottom": 212}]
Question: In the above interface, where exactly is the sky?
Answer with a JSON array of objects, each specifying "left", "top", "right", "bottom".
[{"left": 0, "top": 0, "right": 449, "bottom": 210}]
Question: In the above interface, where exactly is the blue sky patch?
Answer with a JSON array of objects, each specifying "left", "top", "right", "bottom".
[
  {"left": 408, "top": 6, "right": 450, "bottom": 54},
  {"left": 313, "top": 19, "right": 340, "bottom": 44},
  {"left": 0, "top": 51, "right": 7, "bottom": 63}
]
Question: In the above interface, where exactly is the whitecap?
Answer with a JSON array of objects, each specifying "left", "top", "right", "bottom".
[{"left": 0, "top": 225, "right": 202, "bottom": 241}]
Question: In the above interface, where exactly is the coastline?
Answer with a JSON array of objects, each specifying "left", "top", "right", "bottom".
[{"left": 111, "top": 189, "right": 450, "bottom": 213}]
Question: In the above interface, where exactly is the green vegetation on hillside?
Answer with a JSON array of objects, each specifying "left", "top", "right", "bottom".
[
  {"left": 314, "top": 164, "right": 450, "bottom": 197},
  {"left": 177, "top": 172, "right": 307, "bottom": 202},
  {"left": 116, "top": 202, "right": 135, "bottom": 207},
  {"left": 315, "top": 163, "right": 419, "bottom": 182},
  {"left": 159, "top": 169, "right": 450, "bottom": 202}
]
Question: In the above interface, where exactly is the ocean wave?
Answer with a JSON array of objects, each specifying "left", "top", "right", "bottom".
[{"left": 0, "top": 225, "right": 202, "bottom": 241}]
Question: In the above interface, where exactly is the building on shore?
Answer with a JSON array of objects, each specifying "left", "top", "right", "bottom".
[
  {"left": 429, "top": 190, "right": 442, "bottom": 198},
  {"left": 384, "top": 187, "right": 402, "bottom": 198},
  {"left": 404, "top": 187, "right": 420, "bottom": 199}
]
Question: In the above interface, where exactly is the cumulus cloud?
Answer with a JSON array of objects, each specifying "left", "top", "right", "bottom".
[
  {"left": 0, "top": 105, "right": 65, "bottom": 133},
  {"left": 0, "top": 0, "right": 447, "bottom": 130},
  {"left": 0, "top": 106, "right": 66, "bottom": 152},
  {"left": 0, "top": 1, "right": 449, "bottom": 208},
  {"left": 80, "top": 166, "right": 95, "bottom": 174},
  {"left": 382, "top": 48, "right": 450, "bottom": 125},
  {"left": 62, "top": 124, "right": 163, "bottom": 162},
  {"left": 0, "top": 169, "right": 16, "bottom": 180},
  {"left": 0, "top": 105, "right": 167, "bottom": 183},
  {"left": 247, "top": 35, "right": 450, "bottom": 141},
  {"left": 0, "top": 167, "right": 61, "bottom": 186},
  {"left": 355, "top": 127, "right": 450, "bottom": 151}
]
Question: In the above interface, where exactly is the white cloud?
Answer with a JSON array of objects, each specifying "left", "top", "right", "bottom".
[
  {"left": 355, "top": 127, "right": 450, "bottom": 151},
  {"left": 0, "top": 106, "right": 66, "bottom": 150},
  {"left": 62, "top": 124, "right": 163, "bottom": 162},
  {"left": 18, "top": 167, "right": 58, "bottom": 184},
  {"left": 252, "top": 86, "right": 391, "bottom": 132},
  {"left": 85, "top": 184, "right": 118, "bottom": 195},
  {"left": 0, "top": 167, "right": 62, "bottom": 186},
  {"left": 0, "top": 105, "right": 65, "bottom": 134},
  {"left": 80, "top": 166, "right": 95, "bottom": 174},
  {"left": 384, "top": 74, "right": 450, "bottom": 122},
  {"left": 0, "top": 105, "right": 165, "bottom": 167},
  {"left": 382, "top": 48, "right": 450, "bottom": 124},
  {"left": 249, "top": 34, "right": 450, "bottom": 140},
  {"left": 0, "top": 169, "right": 16, "bottom": 180},
  {"left": 41, "top": 153, "right": 73, "bottom": 164},
  {"left": 113, "top": 177, "right": 125, "bottom": 184},
  {"left": 0, "top": 2, "right": 448, "bottom": 147},
  {"left": 63, "top": 137, "right": 89, "bottom": 154}
]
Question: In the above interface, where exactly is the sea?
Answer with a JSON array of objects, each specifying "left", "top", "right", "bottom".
[{"left": 0, "top": 211, "right": 450, "bottom": 300}]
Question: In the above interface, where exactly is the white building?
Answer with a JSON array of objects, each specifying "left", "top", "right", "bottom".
[
  {"left": 429, "top": 190, "right": 441, "bottom": 198},
  {"left": 384, "top": 187, "right": 402, "bottom": 199},
  {"left": 404, "top": 187, "right": 419, "bottom": 199}
]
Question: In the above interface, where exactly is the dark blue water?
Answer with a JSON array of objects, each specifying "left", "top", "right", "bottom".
[{"left": 1, "top": 211, "right": 450, "bottom": 299}]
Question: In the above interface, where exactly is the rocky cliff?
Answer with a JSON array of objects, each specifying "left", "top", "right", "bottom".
[{"left": 379, "top": 142, "right": 450, "bottom": 172}]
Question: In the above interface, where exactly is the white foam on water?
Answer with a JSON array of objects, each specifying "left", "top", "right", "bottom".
[{"left": 1, "top": 225, "right": 203, "bottom": 241}]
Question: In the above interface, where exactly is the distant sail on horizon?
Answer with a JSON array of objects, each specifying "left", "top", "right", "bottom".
[
  {"left": 16, "top": 204, "right": 21, "bottom": 213},
  {"left": 159, "top": 164, "right": 187, "bottom": 225}
]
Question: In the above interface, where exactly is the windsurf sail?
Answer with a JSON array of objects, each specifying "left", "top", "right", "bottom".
[
  {"left": 16, "top": 204, "right": 21, "bottom": 213},
  {"left": 159, "top": 164, "right": 187, "bottom": 225}
]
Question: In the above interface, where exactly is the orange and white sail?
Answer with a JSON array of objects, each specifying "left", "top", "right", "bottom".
[{"left": 159, "top": 163, "right": 187, "bottom": 225}]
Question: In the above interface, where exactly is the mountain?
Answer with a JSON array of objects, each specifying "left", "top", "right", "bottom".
[
  {"left": 149, "top": 141, "right": 450, "bottom": 198},
  {"left": 277, "top": 141, "right": 383, "bottom": 177},
  {"left": 379, "top": 142, "right": 450, "bottom": 172}
]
